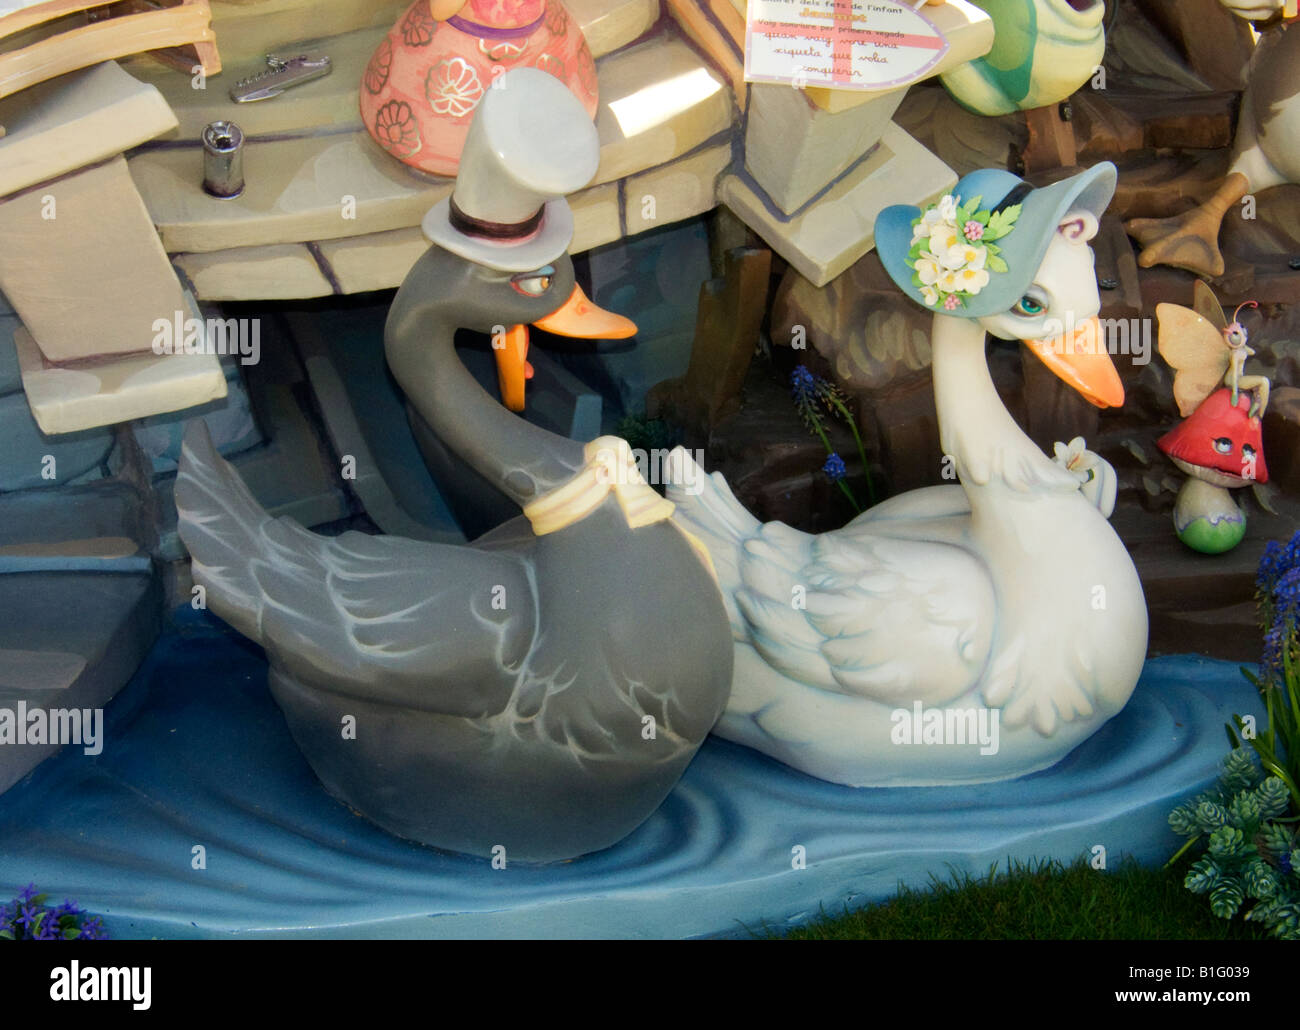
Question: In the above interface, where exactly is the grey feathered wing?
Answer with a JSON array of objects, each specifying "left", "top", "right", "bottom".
[{"left": 175, "top": 422, "right": 533, "bottom": 717}]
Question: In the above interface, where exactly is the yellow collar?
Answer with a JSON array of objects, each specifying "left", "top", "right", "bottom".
[{"left": 523, "top": 437, "right": 676, "bottom": 536}]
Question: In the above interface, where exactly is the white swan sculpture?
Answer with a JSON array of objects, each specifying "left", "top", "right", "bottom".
[{"left": 667, "top": 163, "right": 1149, "bottom": 787}]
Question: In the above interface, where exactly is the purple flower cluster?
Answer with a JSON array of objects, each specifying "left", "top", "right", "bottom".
[
  {"left": 0, "top": 884, "right": 107, "bottom": 941},
  {"left": 790, "top": 364, "right": 818, "bottom": 403},
  {"left": 1256, "top": 531, "right": 1300, "bottom": 684}
]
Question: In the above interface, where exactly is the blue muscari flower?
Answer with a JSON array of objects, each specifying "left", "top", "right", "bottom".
[
  {"left": 791, "top": 365, "right": 817, "bottom": 402},
  {"left": 823, "top": 453, "right": 847, "bottom": 482},
  {"left": 1275, "top": 567, "right": 1300, "bottom": 622},
  {"left": 1258, "top": 540, "right": 1284, "bottom": 593},
  {"left": 1262, "top": 624, "right": 1286, "bottom": 685}
]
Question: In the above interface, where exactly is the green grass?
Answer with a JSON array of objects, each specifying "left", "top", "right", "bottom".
[{"left": 766, "top": 856, "right": 1269, "bottom": 940}]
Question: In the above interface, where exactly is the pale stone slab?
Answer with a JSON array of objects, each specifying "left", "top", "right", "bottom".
[
  {"left": 0, "top": 60, "right": 176, "bottom": 197},
  {"left": 561, "top": 0, "right": 659, "bottom": 60},
  {"left": 746, "top": 86, "right": 904, "bottom": 216},
  {"left": 591, "top": 37, "right": 731, "bottom": 184},
  {"left": 121, "top": 27, "right": 389, "bottom": 142},
  {"left": 131, "top": 38, "right": 729, "bottom": 254},
  {"left": 719, "top": 122, "right": 955, "bottom": 287},
  {"left": 122, "top": 0, "right": 662, "bottom": 141},
  {"left": 570, "top": 181, "right": 622, "bottom": 253},
  {"left": 175, "top": 243, "right": 332, "bottom": 300},
  {"left": 131, "top": 132, "right": 452, "bottom": 253},
  {"left": 624, "top": 143, "right": 728, "bottom": 235},
  {"left": 201, "top": 0, "right": 410, "bottom": 66},
  {"left": 0, "top": 155, "right": 189, "bottom": 362},
  {"left": 317, "top": 227, "right": 430, "bottom": 297},
  {"left": 14, "top": 324, "right": 227, "bottom": 435}
]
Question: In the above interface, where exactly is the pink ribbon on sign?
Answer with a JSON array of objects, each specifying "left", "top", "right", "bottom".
[{"left": 751, "top": 15, "right": 944, "bottom": 85}]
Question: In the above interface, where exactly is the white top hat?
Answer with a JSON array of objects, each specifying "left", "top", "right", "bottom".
[{"left": 422, "top": 68, "right": 600, "bottom": 273}]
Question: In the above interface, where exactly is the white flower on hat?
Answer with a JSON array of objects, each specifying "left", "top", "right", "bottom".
[
  {"left": 905, "top": 191, "right": 1021, "bottom": 311},
  {"left": 914, "top": 255, "right": 942, "bottom": 286},
  {"left": 911, "top": 206, "right": 945, "bottom": 246}
]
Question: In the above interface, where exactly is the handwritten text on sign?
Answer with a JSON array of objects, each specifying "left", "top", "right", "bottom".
[{"left": 744, "top": 0, "right": 950, "bottom": 92}]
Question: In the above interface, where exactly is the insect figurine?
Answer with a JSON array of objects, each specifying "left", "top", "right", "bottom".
[
  {"left": 1155, "top": 281, "right": 1271, "bottom": 554},
  {"left": 1156, "top": 279, "right": 1269, "bottom": 419}
]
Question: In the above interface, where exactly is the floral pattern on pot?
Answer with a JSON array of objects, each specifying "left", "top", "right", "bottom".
[
  {"left": 359, "top": 0, "right": 599, "bottom": 177},
  {"left": 544, "top": 1, "right": 567, "bottom": 36},
  {"left": 478, "top": 36, "right": 527, "bottom": 61},
  {"left": 428, "top": 57, "right": 486, "bottom": 118},
  {"left": 907, "top": 193, "right": 1020, "bottom": 311},
  {"left": 533, "top": 52, "right": 567, "bottom": 78},
  {"left": 373, "top": 99, "right": 422, "bottom": 158},
  {"left": 364, "top": 36, "right": 394, "bottom": 95},
  {"left": 401, "top": 3, "right": 439, "bottom": 46}
]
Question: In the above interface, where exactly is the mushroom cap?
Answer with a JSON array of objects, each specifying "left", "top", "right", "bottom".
[{"left": 1157, "top": 387, "right": 1268, "bottom": 485}]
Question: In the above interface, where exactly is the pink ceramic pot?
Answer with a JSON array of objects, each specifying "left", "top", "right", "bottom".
[{"left": 360, "top": 0, "right": 599, "bottom": 177}]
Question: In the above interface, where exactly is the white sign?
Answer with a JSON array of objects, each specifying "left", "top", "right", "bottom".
[{"left": 744, "top": 0, "right": 950, "bottom": 92}]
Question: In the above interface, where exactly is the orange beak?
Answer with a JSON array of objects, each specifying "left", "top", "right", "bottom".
[
  {"left": 1022, "top": 316, "right": 1125, "bottom": 409},
  {"left": 494, "top": 285, "right": 638, "bottom": 412}
]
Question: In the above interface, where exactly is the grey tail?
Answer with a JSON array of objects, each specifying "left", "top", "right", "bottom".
[{"left": 175, "top": 420, "right": 276, "bottom": 645}]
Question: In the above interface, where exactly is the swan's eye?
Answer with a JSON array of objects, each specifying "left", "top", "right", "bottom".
[
  {"left": 511, "top": 267, "right": 554, "bottom": 297},
  {"left": 1214, "top": 437, "right": 1233, "bottom": 454},
  {"left": 1013, "top": 294, "right": 1045, "bottom": 317}
]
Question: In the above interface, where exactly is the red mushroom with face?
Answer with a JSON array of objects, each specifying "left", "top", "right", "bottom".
[{"left": 1157, "top": 387, "right": 1267, "bottom": 553}]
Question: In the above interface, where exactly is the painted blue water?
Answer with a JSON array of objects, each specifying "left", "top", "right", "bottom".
[{"left": 0, "top": 607, "right": 1265, "bottom": 938}]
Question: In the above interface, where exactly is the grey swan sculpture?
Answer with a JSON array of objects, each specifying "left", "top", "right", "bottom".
[{"left": 174, "top": 70, "right": 733, "bottom": 863}]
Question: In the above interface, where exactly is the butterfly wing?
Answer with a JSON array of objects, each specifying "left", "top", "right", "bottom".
[
  {"left": 1157, "top": 302, "right": 1231, "bottom": 417},
  {"left": 1192, "top": 279, "right": 1228, "bottom": 333}
]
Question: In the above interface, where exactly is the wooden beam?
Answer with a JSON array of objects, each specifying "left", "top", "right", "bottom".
[{"left": 0, "top": 0, "right": 219, "bottom": 100}]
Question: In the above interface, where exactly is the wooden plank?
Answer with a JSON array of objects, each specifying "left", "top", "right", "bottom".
[
  {"left": 0, "top": 0, "right": 122, "bottom": 39},
  {"left": 0, "top": 2, "right": 218, "bottom": 100}
]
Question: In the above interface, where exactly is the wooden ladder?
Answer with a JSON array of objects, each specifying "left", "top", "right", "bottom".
[{"left": 0, "top": 0, "right": 221, "bottom": 102}]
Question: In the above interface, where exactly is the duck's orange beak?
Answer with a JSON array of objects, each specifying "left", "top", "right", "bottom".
[
  {"left": 495, "top": 286, "right": 637, "bottom": 412},
  {"left": 1022, "top": 316, "right": 1125, "bottom": 409}
]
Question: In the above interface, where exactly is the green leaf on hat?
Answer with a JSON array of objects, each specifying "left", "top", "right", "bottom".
[
  {"left": 987, "top": 254, "right": 1009, "bottom": 275},
  {"left": 986, "top": 204, "right": 1023, "bottom": 241}
]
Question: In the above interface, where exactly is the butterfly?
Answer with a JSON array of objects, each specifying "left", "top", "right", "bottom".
[{"left": 1156, "top": 280, "right": 1269, "bottom": 419}]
